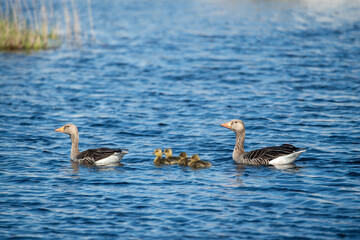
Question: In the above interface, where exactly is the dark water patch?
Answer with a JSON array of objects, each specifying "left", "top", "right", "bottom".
[{"left": 346, "top": 171, "right": 360, "bottom": 177}]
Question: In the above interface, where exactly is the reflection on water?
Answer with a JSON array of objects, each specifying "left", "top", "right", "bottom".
[
  {"left": 70, "top": 162, "right": 80, "bottom": 176},
  {"left": 271, "top": 163, "right": 299, "bottom": 170}
]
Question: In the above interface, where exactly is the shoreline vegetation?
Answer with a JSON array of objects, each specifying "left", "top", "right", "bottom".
[{"left": 0, "top": 0, "right": 95, "bottom": 52}]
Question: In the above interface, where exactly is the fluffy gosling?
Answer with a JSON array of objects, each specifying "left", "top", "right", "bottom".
[
  {"left": 153, "top": 149, "right": 176, "bottom": 165},
  {"left": 188, "top": 154, "right": 212, "bottom": 168},
  {"left": 178, "top": 152, "right": 190, "bottom": 167}
]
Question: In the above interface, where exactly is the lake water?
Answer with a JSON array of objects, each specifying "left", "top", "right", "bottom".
[{"left": 1, "top": 0, "right": 360, "bottom": 239}]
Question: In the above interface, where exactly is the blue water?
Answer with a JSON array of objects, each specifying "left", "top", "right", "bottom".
[{"left": 1, "top": 0, "right": 360, "bottom": 239}]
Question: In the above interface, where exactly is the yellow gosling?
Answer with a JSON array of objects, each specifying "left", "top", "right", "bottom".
[
  {"left": 188, "top": 154, "right": 212, "bottom": 168},
  {"left": 153, "top": 149, "right": 174, "bottom": 165},
  {"left": 163, "top": 148, "right": 179, "bottom": 164}
]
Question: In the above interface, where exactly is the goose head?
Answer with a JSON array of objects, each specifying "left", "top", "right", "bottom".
[
  {"left": 190, "top": 154, "right": 200, "bottom": 162},
  {"left": 55, "top": 123, "right": 78, "bottom": 136},
  {"left": 179, "top": 152, "right": 188, "bottom": 159},
  {"left": 164, "top": 148, "right": 173, "bottom": 157},
  {"left": 153, "top": 149, "right": 163, "bottom": 157},
  {"left": 221, "top": 119, "right": 245, "bottom": 133}
]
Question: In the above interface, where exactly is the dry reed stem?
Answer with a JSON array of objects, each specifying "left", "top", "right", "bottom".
[
  {"left": 87, "top": 0, "right": 95, "bottom": 41},
  {"left": 71, "top": 0, "right": 81, "bottom": 42}
]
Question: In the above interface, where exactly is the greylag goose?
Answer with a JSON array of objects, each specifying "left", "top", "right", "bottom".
[
  {"left": 188, "top": 154, "right": 212, "bottom": 168},
  {"left": 178, "top": 152, "right": 190, "bottom": 166},
  {"left": 221, "top": 119, "right": 305, "bottom": 165},
  {"left": 164, "top": 148, "right": 180, "bottom": 164},
  {"left": 153, "top": 149, "right": 176, "bottom": 165},
  {"left": 55, "top": 124, "right": 128, "bottom": 166}
]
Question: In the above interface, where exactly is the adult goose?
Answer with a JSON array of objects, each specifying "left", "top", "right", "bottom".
[
  {"left": 221, "top": 119, "right": 305, "bottom": 165},
  {"left": 55, "top": 124, "right": 128, "bottom": 166}
]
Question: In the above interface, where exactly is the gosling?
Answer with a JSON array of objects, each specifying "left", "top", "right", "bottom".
[
  {"left": 188, "top": 154, "right": 212, "bottom": 168},
  {"left": 153, "top": 149, "right": 176, "bottom": 165},
  {"left": 163, "top": 148, "right": 179, "bottom": 164},
  {"left": 178, "top": 152, "right": 190, "bottom": 167}
]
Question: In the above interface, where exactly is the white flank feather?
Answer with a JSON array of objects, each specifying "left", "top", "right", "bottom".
[
  {"left": 95, "top": 151, "right": 128, "bottom": 166},
  {"left": 269, "top": 150, "right": 306, "bottom": 165}
]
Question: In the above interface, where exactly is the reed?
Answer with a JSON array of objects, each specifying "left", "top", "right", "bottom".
[
  {"left": 0, "top": 0, "right": 92, "bottom": 51},
  {"left": 0, "top": 0, "right": 57, "bottom": 51}
]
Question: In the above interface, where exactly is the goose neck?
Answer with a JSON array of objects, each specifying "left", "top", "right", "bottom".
[
  {"left": 233, "top": 130, "right": 245, "bottom": 159},
  {"left": 70, "top": 133, "right": 80, "bottom": 160}
]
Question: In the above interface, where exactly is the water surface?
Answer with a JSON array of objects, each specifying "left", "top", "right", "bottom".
[{"left": 1, "top": 0, "right": 360, "bottom": 239}]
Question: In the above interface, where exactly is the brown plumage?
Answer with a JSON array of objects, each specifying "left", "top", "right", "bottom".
[
  {"left": 221, "top": 119, "right": 306, "bottom": 165},
  {"left": 55, "top": 123, "right": 128, "bottom": 166},
  {"left": 177, "top": 152, "right": 190, "bottom": 166},
  {"left": 188, "top": 154, "right": 212, "bottom": 168}
]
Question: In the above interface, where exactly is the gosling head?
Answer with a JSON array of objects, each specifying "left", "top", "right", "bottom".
[
  {"left": 153, "top": 149, "right": 163, "bottom": 157},
  {"left": 179, "top": 152, "right": 188, "bottom": 159},
  {"left": 164, "top": 148, "right": 173, "bottom": 157},
  {"left": 190, "top": 154, "right": 200, "bottom": 162},
  {"left": 221, "top": 119, "right": 245, "bottom": 133},
  {"left": 55, "top": 123, "right": 78, "bottom": 136}
]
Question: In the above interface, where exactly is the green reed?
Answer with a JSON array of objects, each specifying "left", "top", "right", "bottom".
[{"left": 0, "top": 0, "right": 94, "bottom": 52}]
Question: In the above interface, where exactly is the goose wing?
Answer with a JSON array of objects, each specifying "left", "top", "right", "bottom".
[
  {"left": 76, "top": 148, "right": 128, "bottom": 164},
  {"left": 243, "top": 144, "right": 303, "bottom": 165}
]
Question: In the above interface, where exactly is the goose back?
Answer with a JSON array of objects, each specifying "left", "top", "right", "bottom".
[
  {"left": 236, "top": 144, "right": 304, "bottom": 165},
  {"left": 75, "top": 148, "right": 128, "bottom": 165}
]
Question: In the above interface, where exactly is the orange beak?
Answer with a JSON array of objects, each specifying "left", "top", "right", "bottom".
[
  {"left": 220, "top": 121, "right": 232, "bottom": 129},
  {"left": 55, "top": 126, "right": 65, "bottom": 132}
]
